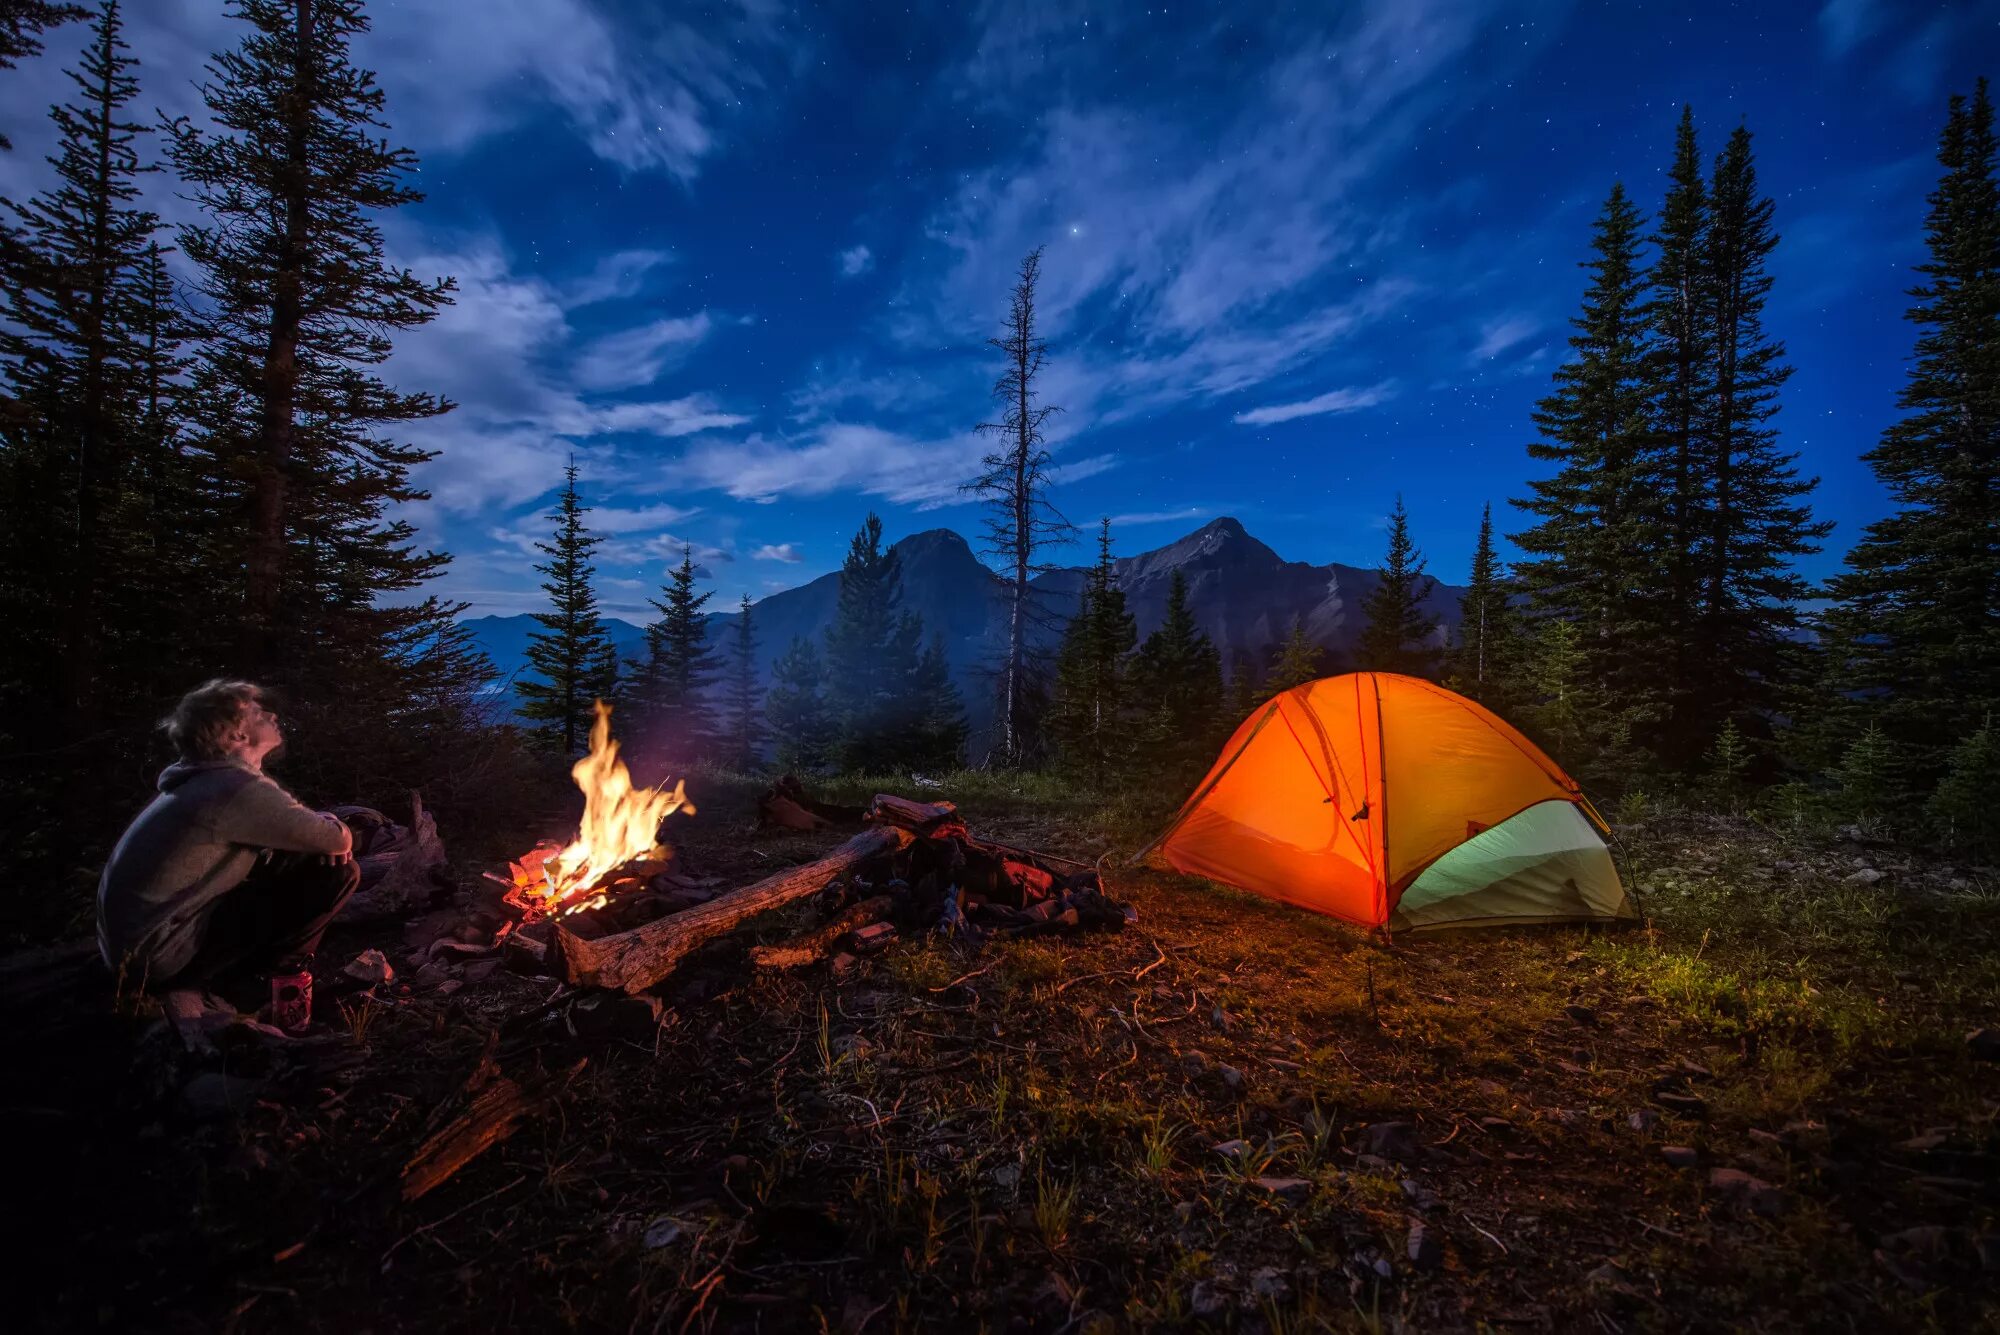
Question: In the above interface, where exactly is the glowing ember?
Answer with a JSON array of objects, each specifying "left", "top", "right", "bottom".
[{"left": 505, "top": 700, "right": 695, "bottom": 918}]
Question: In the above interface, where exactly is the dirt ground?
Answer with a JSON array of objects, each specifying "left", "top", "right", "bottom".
[{"left": 7, "top": 774, "right": 1998, "bottom": 1333}]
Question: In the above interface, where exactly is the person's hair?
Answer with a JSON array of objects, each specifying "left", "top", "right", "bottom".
[{"left": 162, "top": 679, "right": 263, "bottom": 762}]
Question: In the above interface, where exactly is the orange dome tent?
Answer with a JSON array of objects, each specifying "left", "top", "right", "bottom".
[{"left": 1138, "top": 673, "right": 1635, "bottom": 932}]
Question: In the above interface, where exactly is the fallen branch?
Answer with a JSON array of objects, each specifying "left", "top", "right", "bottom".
[
  {"left": 553, "top": 825, "right": 914, "bottom": 993},
  {"left": 400, "top": 1056, "right": 586, "bottom": 1202},
  {"left": 750, "top": 895, "right": 895, "bottom": 969}
]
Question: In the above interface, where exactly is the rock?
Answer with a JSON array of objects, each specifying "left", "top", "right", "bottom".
[
  {"left": 1843, "top": 868, "right": 1886, "bottom": 886},
  {"left": 1406, "top": 1220, "right": 1443, "bottom": 1269},
  {"left": 991, "top": 1162, "right": 1022, "bottom": 1194},
  {"left": 1654, "top": 1090, "right": 1708, "bottom": 1116},
  {"left": 180, "top": 1072, "right": 264, "bottom": 1121},
  {"left": 161, "top": 989, "right": 239, "bottom": 1055},
  {"left": 1628, "top": 1109, "right": 1661, "bottom": 1134},
  {"left": 1189, "top": 1281, "right": 1231, "bottom": 1320},
  {"left": 1181, "top": 1051, "right": 1211, "bottom": 1077},
  {"left": 828, "top": 952, "right": 861, "bottom": 982},
  {"left": 1474, "top": 1078, "right": 1510, "bottom": 1100},
  {"left": 1968, "top": 1028, "right": 2000, "bottom": 1062},
  {"left": 1709, "top": 1167, "right": 1787, "bottom": 1217},
  {"left": 1211, "top": 1138, "right": 1248, "bottom": 1161},
  {"left": 642, "top": 1216, "right": 684, "bottom": 1249},
  {"left": 1401, "top": 1178, "right": 1441, "bottom": 1211},
  {"left": 1173, "top": 1200, "right": 1197, "bottom": 1223},
  {"left": 436, "top": 978, "right": 463, "bottom": 997},
  {"left": 1251, "top": 1176, "right": 1311, "bottom": 1203},
  {"left": 1661, "top": 1145, "right": 1699, "bottom": 1168},
  {"left": 342, "top": 948, "right": 395, "bottom": 986},
  {"left": 1217, "top": 1064, "right": 1246, "bottom": 1093},
  {"left": 1250, "top": 1266, "right": 1292, "bottom": 1302},
  {"left": 1372, "top": 1255, "right": 1394, "bottom": 1279},
  {"left": 1355, "top": 1153, "right": 1394, "bottom": 1174},
  {"left": 1563, "top": 1004, "right": 1599, "bottom": 1027},
  {"left": 850, "top": 922, "right": 896, "bottom": 954},
  {"left": 1210, "top": 1005, "right": 1235, "bottom": 1032},
  {"left": 1358, "top": 1121, "right": 1421, "bottom": 1163}
]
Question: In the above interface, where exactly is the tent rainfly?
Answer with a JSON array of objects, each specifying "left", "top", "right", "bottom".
[{"left": 1137, "top": 672, "right": 1635, "bottom": 932}]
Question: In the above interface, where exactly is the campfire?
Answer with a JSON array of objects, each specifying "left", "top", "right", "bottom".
[{"left": 503, "top": 700, "right": 694, "bottom": 919}]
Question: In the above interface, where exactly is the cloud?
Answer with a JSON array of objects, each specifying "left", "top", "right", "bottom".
[
  {"left": 1471, "top": 316, "right": 1539, "bottom": 363},
  {"left": 560, "top": 249, "right": 677, "bottom": 307},
  {"left": 1109, "top": 507, "right": 1208, "bottom": 526},
  {"left": 1817, "top": 0, "right": 1880, "bottom": 58},
  {"left": 1232, "top": 382, "right": 1395, "bottom": 426},
  {"left": 589, "top": 503, "right": 704, "bottom": 535},
  {"left": 837, "top": 244, "right": 874, "bottom": 277},
  {"left": 753, "top": 543, "right": 804, "bottom": 562},
  {"left": 674, "top": 423, "right": 989, "bottom": 508},
  {"left": 572, "top": 313, "right": 715, "bottom": 391}
]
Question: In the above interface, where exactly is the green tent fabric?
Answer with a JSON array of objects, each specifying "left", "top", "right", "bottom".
[{"left": 1389, "top": 798, "right": 1634, "bottom": 932}]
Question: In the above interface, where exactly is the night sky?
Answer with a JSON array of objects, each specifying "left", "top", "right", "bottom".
[{"left": 4, "top": 0, "right": 1996, "bottom": 620}]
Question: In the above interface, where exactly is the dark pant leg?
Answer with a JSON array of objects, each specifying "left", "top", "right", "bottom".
[{"left": 178, "top": 854, "right": 362, "bottom": 986}]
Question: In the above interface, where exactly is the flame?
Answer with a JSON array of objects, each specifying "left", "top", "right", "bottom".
[{"left": 505, "top": 700, "right": 695, "bottom": 918}]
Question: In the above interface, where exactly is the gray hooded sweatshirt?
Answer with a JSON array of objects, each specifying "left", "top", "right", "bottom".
[{"left": 97, "top": 758, "right": 354, "bottom": 980}]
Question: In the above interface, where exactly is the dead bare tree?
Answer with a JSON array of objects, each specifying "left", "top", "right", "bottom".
[{"left": 967, "top": 246, "right": 1076, "bottom": 767}]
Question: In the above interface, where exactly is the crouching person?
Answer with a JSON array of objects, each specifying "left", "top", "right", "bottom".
[{"left": 98, "top": 679, "right": 359, "bottom": 1028}]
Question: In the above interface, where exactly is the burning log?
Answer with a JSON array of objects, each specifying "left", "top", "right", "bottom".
[{"left": 551, "top": 825, "right": 915, "bottom": 993}]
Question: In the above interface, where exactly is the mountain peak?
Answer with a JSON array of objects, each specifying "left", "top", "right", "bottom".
[{"left": 1127, "top": 514, "right": 1279, "bottom": 575}]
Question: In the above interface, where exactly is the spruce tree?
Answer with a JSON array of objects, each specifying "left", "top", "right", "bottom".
[
  {"left": 909, "top": 633, "right": 969, "bottom": 772},
  {"left": 1445, "top": 503, "right": 1521, "bottom": 708},
  {"left": 1357, "top": 495, "right": 1440, "bottom": 677},
  {"left": 968, "top": 246, "right": 1074, "bottom": 767},
  {"left": 0, "top": 0, "right": 163, "bottom": 739},
  {"left": 1826, "top": 81, "right": 2000, "bottom": 766},
  {"left": 1927, "top": 715, "right": 2000, "bottom": 857},
  {"left": 1510, "top": 183, "right": 1669, "bottom": 747},
  {"left": 1690, "top": 124, "right": 1830, "bottom": 760},
  {"left": 724, "top": 594, "right": 762, "bottom": 771},
  {"left": 1132, "top": 567, "right": 1224, "bottom": 781},
  {"left": 1265, "top": 617, "right": 1324, "bottom": 697},
  {"left": 518, "top": 460, "right": 617, "bottom": 755},
  {"left": 635, "top": 544, "right": 718, "bottom": 755},
  {"left": 1048, "top": 519, "right": 1137, "bottom": 787},
  {"left": 765, "top": 635, "right": 832, "bottom": 773},
  {"left": 824, "top": 513, "right": 913, "bottom": 772},
  {"left": 0, "top": 1, "right": 87, "bottom": 149},
  {"left": 1226, "top": 649, "right": 1260, "bottom": 720},
  {"left": 166, "top": 0, "right": 456, "bottom": 674},
  {"left": 1646, "top": 106, "right": 1716, "bottom": 748},
  {"left": 1827, "top": 722, "right": 1897, "bottom": 822},
  {"left": 1519, "top": 616, "right": 1631, "bottom": 789}
]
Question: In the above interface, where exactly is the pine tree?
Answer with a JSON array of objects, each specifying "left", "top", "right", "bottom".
[
  {"left": 1510, "top": 183, "right": 1670, "bottom": 748},
  {"left": 1132, "top": 567, "right": 1225, "bottom": 781},
  {"left": 1048, "top": 519, "right": 1137, "bottom": 787},
  {"left": 166, "top": 0, "right": 456, "bottom": 678},
  {"left": 1701, "top": 717, "right": 1751, "bottom": 807},
  {"left": 1646, "top": 106, "right": 1716, "bottom": 748},
  {"left": 1825, "top": 82, "right": 2000, "bottom": 766},
  {"left": 1357, "top": 495, "right": 1440, "bottom": 677},
  {"left": 635, "top": 544, "right": 718, "bottom": 756},
  {"left": 1518, "top": 615, "right": 1632, "bottom": 788},
  {"left": 0, "top": 1, "right": 87, "bottom": 149},
  {"left": 1444, "top": 503, "right": 1521, "bottom": 708},
  {"left": 1827, "top": 721, "right": 1898, "bottom": 822},
  {"left": 725, "top": 594, "right": 762, "bottom": 771},
  {"left": 1226, "top": 648, "right": 1260, "bottom": 721},
  {"left": 518, "top": 460, "right": 617, "bottom": 755},
  {"left": 1689, "top": 124, "right": 1830, "bottom": 761},
  {"left": 967, "top": 246, "right": 1075, "bottom": 767},
  {"left": 1927, "top": 715, "right": 2000, "bottom": 857},
  {"left": 765, "top": 635, "right": 832, "bottom": 773},
  {"left": 824, "top": 513, "right": 913, "bottom": 772},
  {"left": 909, "top": 634, "right": 969, "bottom": 772},
  {"left": 1265, "top": 617, "right": 1324, "bottom": 697},
  {"left": 0, "top": 0, "right": 164, "bottom": 739}
]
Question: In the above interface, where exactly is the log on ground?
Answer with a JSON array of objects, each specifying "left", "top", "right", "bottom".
[{"left": 552, "top": 824, "right": 915, "bottom": 993}]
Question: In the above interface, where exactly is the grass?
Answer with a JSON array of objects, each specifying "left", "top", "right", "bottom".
[{"left": 29, "top": 777, "right": 2000, "bottom": 1334}]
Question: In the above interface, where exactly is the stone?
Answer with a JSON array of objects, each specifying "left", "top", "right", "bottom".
[
  {"left": 1661, "top": 1145, "right": 1699, "bottom": 1168},
  {"left": 642, "top": 1216, "right": 684, "bottom": 1249},
  {"left": 1180, "top": 1051, "right": 1211, "bottom": 1077},
  {"left": 1843, "top": 868, "right": 1886, "bottom": 886},
  {"left": 1563, "top": 1004, "right": 1599, "bottom": 1027},
  {"left": 1709, "top": 1167, "right": 1786, "bottom": 1217},
  {"left": 342, "top": 948, "right": 395, "bottom": 986},
  {"left": 1211, "top": 1138, "right": 1248, "bottom": 1161},
  {"left": 1210, "top": 1005, "right": 1235, "bottom": 1032},
  {"left": 992, "top": 1162, "right": 1022, "bottom": 1193},
  {"left": 1217, "top": 1064, "right": 1246, "bottom": 1093},
  {"left": 1358, "top": 1121, "right": 1421, "bottom": 1163},
  {"left": 1406, "top": 1220, "right": 1443, "bottom": 1269},
  {"left": 1628, "top": 1109, "right": 1661, "bottom": 1134},
  {"left": 1401, "top": 1178, "right": 1441, "bottom": 1211},
  {"left": 828, "top": 952, "right": 861, "bottom": 982},
  {"left": 1654, "top": 1090, "right": 1708, "bottom": 1115},
  {"left": 1250, "top": 1267, "right": 1292, "bottom": 1302},
  {"left": 1189, "top": 1281, "right": 1230, "bottom": 1320},
  {"left": 1251, "top": 1176, "right": 1311, "bottom": 1203}
]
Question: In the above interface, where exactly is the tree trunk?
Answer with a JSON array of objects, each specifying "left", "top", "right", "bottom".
[{"left": 552, "top": 825, "right": 914, "bottom": 993}]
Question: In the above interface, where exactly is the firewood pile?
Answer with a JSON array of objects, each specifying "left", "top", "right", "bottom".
[{"left": 500, "top": 787, "right": 1133, "bottom": 996}]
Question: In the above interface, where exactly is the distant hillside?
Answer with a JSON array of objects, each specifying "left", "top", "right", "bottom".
[{"left": 465, "top": 517, "right": 1465, "bottom": 754}]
